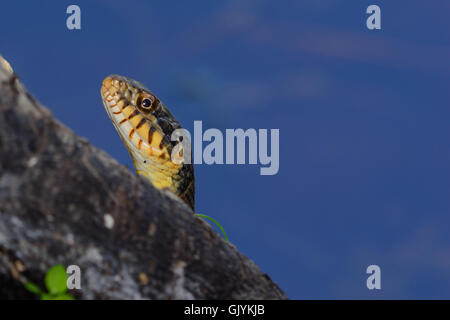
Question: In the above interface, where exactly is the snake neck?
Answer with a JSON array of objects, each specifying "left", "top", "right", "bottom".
[{"left": 126, "top": 135, "right": 195, "bottom": 210}]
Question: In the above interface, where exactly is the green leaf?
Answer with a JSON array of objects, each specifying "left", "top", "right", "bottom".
[
  {"left": 41, "top": 292, "right": 75, "bottom": 300},
  {"left": 53, "top": 293, "right": 75, "bottom": 300},
  {"left": 40, "top": 293, "right": 54, "bottom": 300},
  {"left": 45, "top": 264, "right": 68, "bottom": 295},
  {"left": 24, "top": 281, "right": 42, "bottom": 296}
]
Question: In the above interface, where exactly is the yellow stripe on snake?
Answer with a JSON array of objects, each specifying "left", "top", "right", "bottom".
[{"left": 100, "top": 75, "right": 195, "bottom": 210}]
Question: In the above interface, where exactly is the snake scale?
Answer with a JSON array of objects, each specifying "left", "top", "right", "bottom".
[{"left": 100, "top": 75, "right": 195, "bottom": 210}]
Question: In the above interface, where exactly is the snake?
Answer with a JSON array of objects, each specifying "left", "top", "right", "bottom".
[{"left": 100, "top": 75, "right": 195, "bottom": 210}]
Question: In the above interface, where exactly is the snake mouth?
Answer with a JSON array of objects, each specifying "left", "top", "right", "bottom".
[{"left": 101, "top": 75, "right": 171, "bottom": 160}]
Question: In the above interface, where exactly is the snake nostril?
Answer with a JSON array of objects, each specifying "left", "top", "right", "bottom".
[{"left": 102, "top": 76, "right": 113, "bottom": 89}]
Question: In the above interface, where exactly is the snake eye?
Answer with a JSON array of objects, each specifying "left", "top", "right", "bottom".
[{"left": 141, "top": 98, "right": 152, "bottom": 109}]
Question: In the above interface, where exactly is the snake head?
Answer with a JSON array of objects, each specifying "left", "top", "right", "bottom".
[
  {"left": 101, "top": 75, "right": 181, "bottom": 160},
  {"left": 100, "top": 75, "right": 195, "bottom": 210}
]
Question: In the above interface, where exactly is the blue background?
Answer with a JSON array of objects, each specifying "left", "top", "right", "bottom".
[{"left": 1, "top": 1, "right": 450, "bottom": 299}]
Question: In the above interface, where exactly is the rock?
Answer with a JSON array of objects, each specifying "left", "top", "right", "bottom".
[{"left": 0, "top": 57, "right": 286, "bottom": 300}]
